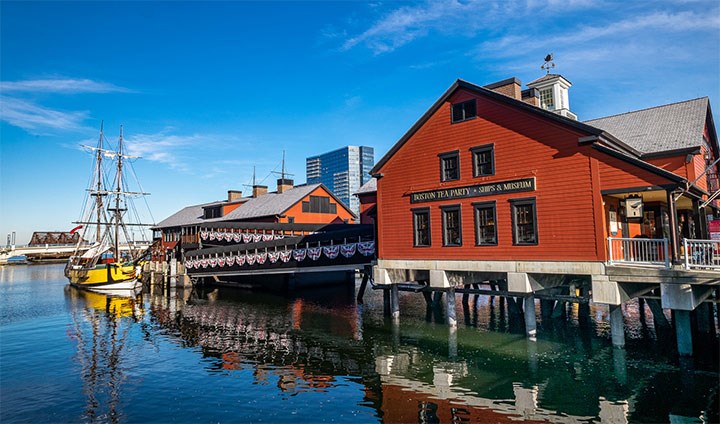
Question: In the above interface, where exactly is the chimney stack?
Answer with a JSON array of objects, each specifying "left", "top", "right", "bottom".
[
  {"left": 227, "top": 190, "right": 243, "bottom": 202},
  {"left": 521, "top": 88, "right": 540, "bottom": 106},
  {"left": 484, "top": 77, "right": 522, "bottom": 100},
  {"left": 277, "top": 178, "right": 294, "bottom": 194},
  {"left": 252, "top": 185, "right": 268, "bottom": 198}
]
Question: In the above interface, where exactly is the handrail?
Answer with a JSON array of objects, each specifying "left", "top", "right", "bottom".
[
  {"left": 607, "top": 237, "right": 669, "bottom": 268},
  {"left": 683, "top": 239, "right": 720, "bottom": 269}
]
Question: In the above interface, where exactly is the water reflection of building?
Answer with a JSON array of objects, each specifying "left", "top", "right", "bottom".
[
  {"left": 146, "top": 287, "right": 716, "bottom": 423},
  {"left": 148, "top": 290, "right": 374, "bottom": 398}
]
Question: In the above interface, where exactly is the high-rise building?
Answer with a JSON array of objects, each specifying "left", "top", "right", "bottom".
[{"left": 306, "top": 146, "right": 374, "bottom": 218}]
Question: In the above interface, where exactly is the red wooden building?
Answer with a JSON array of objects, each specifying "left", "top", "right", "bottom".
[{"left": 369, "top": 76, "right": 718, "bottom": 347}]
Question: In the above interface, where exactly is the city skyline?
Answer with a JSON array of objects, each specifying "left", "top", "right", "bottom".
[{"left": 2, "top": 1, "right": 719, "bottom": 244}]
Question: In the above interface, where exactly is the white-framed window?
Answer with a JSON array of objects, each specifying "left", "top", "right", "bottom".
[{"left": 539, "top": 88, "right": 554, "bottom": 110}]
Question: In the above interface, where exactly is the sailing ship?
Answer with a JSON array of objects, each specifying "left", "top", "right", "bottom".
[{"left": 65, "top": 123, "right": 153, "bottom": 291}]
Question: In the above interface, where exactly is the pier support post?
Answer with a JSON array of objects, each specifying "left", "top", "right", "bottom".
[
  {"left": 609, "top": 305, "right": 625, "bottom": 349},
  {"left": 390, "top": 284, "right": 400, "bottom": 320},
  {"left": 674, "top": 310, "right": 693, "bottom": 356},
  {"left": 446, "top": 288, "right": 457, "bottom": 327},
  {"left": 383, "top": 289, "right": 391, "bottom": 317},
  {"left": 524, "top": 296, "right": 537, "bottom": 338},
  {"left": 356, "top": 268, "right": 369, "bottom": 304}
]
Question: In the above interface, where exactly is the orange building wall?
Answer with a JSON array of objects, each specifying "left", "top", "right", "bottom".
[
  {"left": 279, "top": 186, "right": 355, "bottom": 224},
  {"left": 594, "top": 150, "right": 677, "bottom": 191},
  {"left": 222, "top": 202, "right": 243, "bottom": 216},
  {"left": 377, "top": 89, "right": 600, "bottom": 262},
  {"left": 375, "top": 88, "right": 679, "bottom": 263},
  {"left": 358, "top": 192, "right": 377, "bottom": 225},
  {"left": 646, "top": 155, "right": 690, "bottom": 180}
]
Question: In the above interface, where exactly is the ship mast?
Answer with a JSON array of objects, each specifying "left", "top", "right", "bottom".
[
  {"left": 95, "top": 122, "right": 104, "bottom": 243},
  {"left": 114, "top": 126, "right": 124, "bottom": 258}
]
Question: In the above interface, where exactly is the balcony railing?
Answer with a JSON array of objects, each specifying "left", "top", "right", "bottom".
[
  {"left": 607, "top": 237, "right": 670, "bottom": 268},
  {"left": 683, "top": 239, "right": 720, "bottom": 270}
]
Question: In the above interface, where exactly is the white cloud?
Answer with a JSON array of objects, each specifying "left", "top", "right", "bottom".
[
  {"left": 482, "top": 10, "right": 720, "bottom": 54},
  {"left": 0, "top": 96, "right": 89, "bottom": 133},
  {"left": 123, "top": 130, "right": 254, "bottom": 173},
  {"left": 0, "top": 78, "right": 133, "bottom": 94},
  {"left": 340, "top": 0, "right": 603, "bottom": 54}
]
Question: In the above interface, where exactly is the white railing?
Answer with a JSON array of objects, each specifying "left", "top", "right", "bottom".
[
  {"left": 607, "top": 237, "right": 670, "bottom": 268},
  {"left": 683, "top": 239, "right": 720, "bottom": 270}
]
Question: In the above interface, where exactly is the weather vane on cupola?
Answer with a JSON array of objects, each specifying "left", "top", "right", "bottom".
[{"left": 541, "top": 53, "right": 555, "bottom": 74}]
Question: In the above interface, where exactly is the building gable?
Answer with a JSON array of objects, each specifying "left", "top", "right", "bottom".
[{"left": 370, "top": 79, "right": 638, "bottom": 177}]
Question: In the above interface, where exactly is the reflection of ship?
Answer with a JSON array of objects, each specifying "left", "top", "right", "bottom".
[
  {"left": 65, "top": 286, "right": 144, "bottom": 421},
  {"left": 65, "top": 124, "right": 153, "bottom": 291}
]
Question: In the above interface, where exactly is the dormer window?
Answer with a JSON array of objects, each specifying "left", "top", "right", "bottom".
[
  {"left": 451, "top": 99, "right": 477, "bottom": 123},
  {"left": 539, "top": 88, "right": 554, "bottom": 110},
  {"left": 203, "top": 206, "right": 222, "bottom": 219}
]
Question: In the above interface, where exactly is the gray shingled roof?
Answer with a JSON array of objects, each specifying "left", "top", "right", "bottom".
[
  {"left": 355, "top": 178, "right": 376, "bottom": 195},
  {"left": 153, "top": 183, "right": 356, "bottom": 229},
  {"left": 585, "top": 97, "right": 709, "bottom": 155},
  {"left": 222, "top": 184, "right": 321, "bottom": 220},
  {"left": 154, "top": 202, "right": 217, "bottom": 229}
]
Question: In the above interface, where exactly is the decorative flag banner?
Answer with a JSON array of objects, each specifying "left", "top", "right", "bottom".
[
  {"left": 262, "top": 235, "right": 274, "bottom": 241},
  {"left": 218, "top": 257, "right": 226, "bottom": 267},
  {"left": 200, "top": 231, "right": 208, "bottom": 240},
  {"left": 236, "top": 255, "right": 246, "bottom": 266},
  {"left": 274, "top": 235, "right": 285, "bottom": 240},
  {"left": 293, "top": 248, "right": 307, "bottom": 261},
  {"left": 201, "top": 259, "right": 209, "bottom": 268},
  {"left": 246, "top": 253, "right": 256, "bottom": 266},
  {"left": 233, "top": 233, "right": 242, "bottom": 243},
  {"left": 269, "top": 251, "right": 280, "bottom": 263},
  {"left": 227, "top": 255, "right": 236, "bottom": 266},
  {"left": 242, "top": 233, "right": 253, "bottom": 243},
  {"left": 308, "top": 247, "right": 322, "bottom": 261},
  {"left": 184, "top": 260, "right": 192, "bottom": 269},
  {"left": 210, "top": 258, "right": 218, "bottom": 267},
  {"left": 280, "top": 250, "right": 292, "bottom": 263},
  {"left": 256, "top": 252, "right": 268, "bottom": 265},
  {"left": 358, "top": 241, "right": 375, "bottom": 256},
  {"left": 253, "top": 234, "right": 263, "bottom": 243},
  {"left": 323, "top": 245, "right": 340, "bottom": 259},
  {"left": 209, "top": 232, "right": 216, "bottom": 241},
  {"left": 341, "top": 243, "right": 357, "bottom": 258},
  {"left": 225, "top": 233, "right": 234, "bottom": 242}
]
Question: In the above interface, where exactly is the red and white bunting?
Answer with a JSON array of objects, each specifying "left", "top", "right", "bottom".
[
  {"left": 292, "top": 248, "right": 306, "bottom": 261},
  {"left": 269, "top": 251, "right": 280, "bottom": 263},
  {"left": 256, "top": 251, "right": 267, "bottom": 265},
  {"left": 323, "top": 245, "right": 340, "bottom": 259},
  {"left": 280, "top": 250, "right": 292, "bottom": 263},
  {"left": 340, "top": 243, "right": 357, "bottom": 258},
  {"left": 246, "top": 253, "right": 256, "bottom": 265},
  {"left": 308, "top": 247, "right": 322, "bottom": 261},
  {"left": 358, "top": 241, "right": 375, "bottom": 256}
]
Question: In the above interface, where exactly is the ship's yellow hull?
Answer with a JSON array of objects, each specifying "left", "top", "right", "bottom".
[{"left": 67, "top": 263, "right": 140, "bottom": 290}]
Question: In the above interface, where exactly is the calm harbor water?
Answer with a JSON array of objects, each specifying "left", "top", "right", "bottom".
[{"left": 1, "top": 264, "right": 718, "bottom": 423}]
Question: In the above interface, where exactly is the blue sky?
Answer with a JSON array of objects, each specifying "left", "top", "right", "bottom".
[{"left": 1, "top": 0, "right": 719, "bottom": 244}]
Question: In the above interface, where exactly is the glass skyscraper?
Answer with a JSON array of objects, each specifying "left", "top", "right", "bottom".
[{"left": 306, "top": 146, "right": 374, "bottom": 218}]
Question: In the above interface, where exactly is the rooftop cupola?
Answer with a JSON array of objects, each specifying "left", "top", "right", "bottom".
[{"left": 526, "top": 73, "right": 577, "bottom": 120}]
